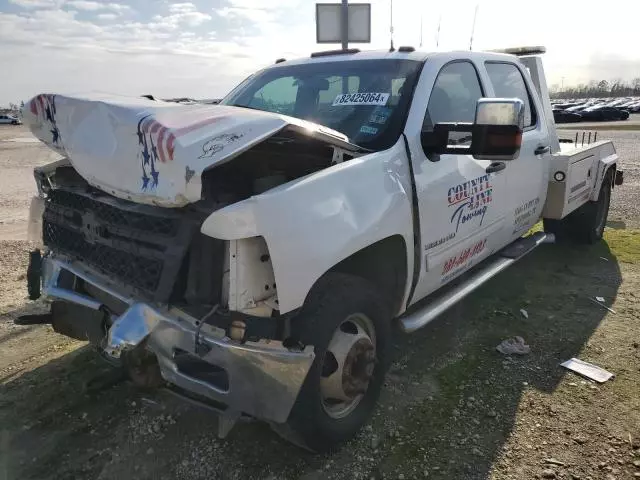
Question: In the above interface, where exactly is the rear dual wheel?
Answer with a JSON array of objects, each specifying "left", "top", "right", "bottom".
[
  {"left": 274, "top": 273, "right": 391, "bottom": 452},
  {"left": 543, "top": 171, "right": 612, "bottom": 244}
]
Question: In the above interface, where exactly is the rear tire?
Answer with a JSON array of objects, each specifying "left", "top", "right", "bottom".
[
  {"left": 543, "top": 171, "right": 612, "bottom": 244},
  {"left": 275, "top": 273, "right": 391, "bottom": 452}
]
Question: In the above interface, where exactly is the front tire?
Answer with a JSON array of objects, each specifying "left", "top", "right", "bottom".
[
  {"left": 544, "top": 171, "right": 612, "bottom": 244},
  {"left": 276, "top": 273, "right": 391, "bottom": 452}
]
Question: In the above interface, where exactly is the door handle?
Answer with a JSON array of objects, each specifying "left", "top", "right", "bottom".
[
  {"left": 485, "top": 162, "right": 506, "bottom": 174},
  {"left": 535, "top": 145, "right": 550, "bottom": 155}
]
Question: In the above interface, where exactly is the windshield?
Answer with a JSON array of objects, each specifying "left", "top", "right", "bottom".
[{"left": 221, "top": 59, "right": 423, "bottom": 150}]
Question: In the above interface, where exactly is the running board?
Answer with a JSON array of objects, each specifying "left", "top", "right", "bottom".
[{"left": 400, "top": 232, "right": 551, "bottom": 333}]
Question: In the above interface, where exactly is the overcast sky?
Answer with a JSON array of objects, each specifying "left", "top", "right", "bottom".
[{"left": 1, "top": 0, "right": 639, "bottom": 105}]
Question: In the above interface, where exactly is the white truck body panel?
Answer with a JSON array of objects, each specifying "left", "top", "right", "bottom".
[
  {"left": 23, "top": 93, "right": 355, "bottom": 207},
  {"left": 403, "top": 51, "right": 552, "bottom": 305},
  {"left": 543, "top": 140, "right": 618, "bottom": 219},
  {"left": 201, "top": 139, "right": 415, "bottom": 315}
]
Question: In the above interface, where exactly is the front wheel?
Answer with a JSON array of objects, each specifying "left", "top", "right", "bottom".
[{"left": 274, "top": 273, "right": 391, "bottom": 452}]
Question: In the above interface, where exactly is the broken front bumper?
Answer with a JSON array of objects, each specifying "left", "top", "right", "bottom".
[{"left": 41, "top": 255, "right": 315, "bottom": 424}]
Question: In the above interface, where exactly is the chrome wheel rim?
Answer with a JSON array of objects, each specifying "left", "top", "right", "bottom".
[{"left": 320, "top": 313, "right": 377, "bottom": 419}]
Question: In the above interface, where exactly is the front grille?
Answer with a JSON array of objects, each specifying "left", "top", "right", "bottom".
[
  {"left": 43, "top": 188, "right": 197, "bottom": 300},
  {"left": 48, "top": 190, "right": 177, "bottom": 237},
  {"left": 43, "top": 221, "right": 164, "bottom": 292}
]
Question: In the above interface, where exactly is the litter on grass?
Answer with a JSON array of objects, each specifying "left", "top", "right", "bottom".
[
  {"left": 595, "top": 296, "right": 605, "bottom": 302},
  {"left": 520, "top": 309, "right": 529, "bottom": 319},
  {"left": 588, "top": 297, "right": 616, "bottom": 314},
  {"left": 560, "top": 357, "right": 615, "bottom": 383},
  {"left": 496, "top": 336, "right": 531, "bottom": 355}
]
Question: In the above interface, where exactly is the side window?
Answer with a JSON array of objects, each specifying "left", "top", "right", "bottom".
[
  {"left": 423, "top": 61, "right": 483, "bottom": 146},
  {"left": 485, "top": 62, "right": 536, "bottom": 127},
  {"left": 248, "top": 76, "right": 298, "bottom": 115}
]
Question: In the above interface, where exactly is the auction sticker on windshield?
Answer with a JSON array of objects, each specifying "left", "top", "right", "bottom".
[{"left": 332, "top": 93, "right": 390, "bottom": 106}]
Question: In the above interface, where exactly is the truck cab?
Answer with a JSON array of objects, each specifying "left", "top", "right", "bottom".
[{"left": 23, "top": 46, "right": 620, "bottom": 452}]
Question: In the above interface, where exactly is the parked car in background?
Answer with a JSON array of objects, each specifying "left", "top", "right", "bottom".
[
  {"left": 552, "top": 109, "right": 582, "bottom": 123},
  {"left": 580, "top": 106, "right": 629, "bottom": 121},
  {"left": 0, "top": 114, "right": 22, "bottom": 125}
]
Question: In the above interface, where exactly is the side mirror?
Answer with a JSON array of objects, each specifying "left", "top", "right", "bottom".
[
  {"left": 472, "top": 98, "right": 524, "bottom": 160},
  {"left": 420, "top": 98, "right": 524, "bottom": 161}
]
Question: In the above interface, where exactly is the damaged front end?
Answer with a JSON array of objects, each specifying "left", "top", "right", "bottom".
[
  {"left": 21, "top": 95, "right": 371, "bottom": 434},
  {"left": 26, "top": 170, "right": 317, "bottom": 432}
]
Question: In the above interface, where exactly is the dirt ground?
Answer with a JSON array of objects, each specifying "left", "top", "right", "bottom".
[{"left": 1, "top": 124, "right": 640, "bottom": 480}]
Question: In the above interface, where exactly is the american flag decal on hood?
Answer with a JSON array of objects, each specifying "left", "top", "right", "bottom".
[
  {"left": 136, "top": 114, "right": 229, "bottom": 190},
  {"left": 29, "top": 94, "right": 61, "bottom": 146},
  {"left": 22, "top": 93, "right": 356, "bottom": 207}
]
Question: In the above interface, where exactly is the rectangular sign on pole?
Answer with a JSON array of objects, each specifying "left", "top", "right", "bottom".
[{"left": 316, "top": 3, "right": 371, "bottom": 44}]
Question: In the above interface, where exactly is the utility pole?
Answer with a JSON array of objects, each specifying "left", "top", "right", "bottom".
[
  {"left": 419, "top": 14, "right": 423, "bottom": 48},
  {"left": 436, "top": 14, "right": 441, "bottom": 48}
]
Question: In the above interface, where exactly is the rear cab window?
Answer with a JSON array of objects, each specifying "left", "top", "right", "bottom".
[{"left": 484, "top": 62, "right": 537, "bottom": 128}]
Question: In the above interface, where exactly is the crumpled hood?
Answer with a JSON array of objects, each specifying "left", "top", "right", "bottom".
[{"left": 23, "top": 93, "right": 359, "bottom": 207}]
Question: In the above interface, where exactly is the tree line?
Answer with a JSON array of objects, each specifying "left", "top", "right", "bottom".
[{"left": 550, "top": 78, "right": 640, "bottom": 99}]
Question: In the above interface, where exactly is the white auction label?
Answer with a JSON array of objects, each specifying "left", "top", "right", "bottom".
[{"left": 332, "top": 92, "right": 390, "bottom": 106}]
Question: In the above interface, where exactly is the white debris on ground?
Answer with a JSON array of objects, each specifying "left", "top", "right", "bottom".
[
  {"left": 496, "top": 336, "right": 531, "bottom": 355},
  {"left": 560, "top": 357, "right": 615, "bottom": 383}
]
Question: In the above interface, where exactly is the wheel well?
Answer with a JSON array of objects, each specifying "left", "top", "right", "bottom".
[
  {"left": 607, "top": 164, "right": 616, "bottom": 188},
  {"left": 328, "top": 235, "right": 408, "bottom": 316}
]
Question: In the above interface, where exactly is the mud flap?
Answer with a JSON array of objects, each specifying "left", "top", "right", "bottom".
[
  {"left": 27, "top": 249, "right": 42, "bottom": 300},
  {"left": 217, "top": 411, "right": 241, "bottom": 439},
  {"left": 163, "top": 386, "right": 242, "bottom": 438},
  {"left": 51, "top": 301, "right": 107, "bottom": 344}
]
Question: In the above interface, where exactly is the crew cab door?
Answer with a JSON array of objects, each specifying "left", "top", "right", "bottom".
[
  {"left": 404, "top": 58, "right": 508, "bottom": 305},
  {"left": 482, "top": 61, "right": 550, "bottom": 241}
]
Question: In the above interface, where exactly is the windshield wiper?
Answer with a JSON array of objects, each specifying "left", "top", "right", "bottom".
[{"left": 229, "top": 104, "right": 264, "bottom": 111}]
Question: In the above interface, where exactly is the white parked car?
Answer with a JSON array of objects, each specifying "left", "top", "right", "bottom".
[
  {"left": 21, "top": 46, "right": 623, "bottom": 452},
  {"left": 0, "top": 114, "right": 22, "bottom": 125}
]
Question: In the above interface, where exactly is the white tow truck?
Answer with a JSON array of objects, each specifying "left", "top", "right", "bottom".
[{"left": 23, "top": 46, "right": 623, "bottom": 451}]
